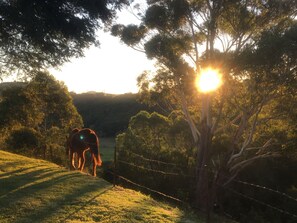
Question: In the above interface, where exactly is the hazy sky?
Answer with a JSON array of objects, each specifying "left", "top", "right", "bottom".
[{"left": 51, "top": 6, "right": 154, "bottom": 94}]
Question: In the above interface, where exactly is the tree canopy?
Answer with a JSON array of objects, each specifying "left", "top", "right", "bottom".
[
  {"left": 0, "top": 0, "right": 128, "bottom": 76},
  {"left": 0, "top": 71, "right": 83, "bottom": 164}
]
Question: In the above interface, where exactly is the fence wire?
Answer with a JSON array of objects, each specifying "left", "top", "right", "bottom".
[
  {"left": 113, "top": 148, "right": 297, "bottom": 220},
  {"left": 234, "top": 179, "right": 297, "bottom": 204},
  {"left": 124, "top": 152, "right": 297, "bottom": 205},
  {"left": 118, "top": 159, "right": 194, "bottom": 178},
  {"left": 126, "top": 151, "right": 186, "bottom": 168},
  {"left": 106, "top": 169, "right": 187, "bottom": 204},
  {"left": 225, "top": 187, "right": 297, "bottom": 219}
]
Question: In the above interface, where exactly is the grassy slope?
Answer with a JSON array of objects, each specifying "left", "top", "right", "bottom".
[
  {"left": 100, "top": 138, "right": 115, "bottom": 163},
  {"left": 0, "top": 150, "right": 205, "bottom": 223}
]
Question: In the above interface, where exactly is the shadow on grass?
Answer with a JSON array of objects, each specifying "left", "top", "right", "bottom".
[
  {"left": 59, "top": 186, "right": 112, "bottom": 223},
  {"left": 0, "top": 168, "right": 67, "bottom": 198},
  {"left": 0, "top": 160, "right": 112, "bottom": 223},
  {"left": 0, "top": 165, "right": 46, "bottom": 178},
  {"left": 12, "top": 178, "right": 112, "bottom": 223},
  {"left": 0, "top": 161, "right": 31, "bottom": 172}
]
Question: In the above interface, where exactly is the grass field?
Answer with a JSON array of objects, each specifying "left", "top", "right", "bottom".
[
  {"left": 99, "top": 137, "right": 115, "bottom": 162},
  {"left": 0, "top": 150, "right": 210, "bottom": 223}
]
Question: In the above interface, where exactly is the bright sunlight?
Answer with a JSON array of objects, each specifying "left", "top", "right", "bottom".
[{"left": 196, "top": 68, "right": 222, "bottom": 93}]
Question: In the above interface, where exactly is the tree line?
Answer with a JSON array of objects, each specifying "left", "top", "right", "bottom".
[
  {"left": 0, "top": 72, "right": 82, "bottom": 165},
  {"left": 0, "top": 0, "right": 127, "bottom": 167},
  {"left": 71, "top": 92, "right": 154, "bottom": 137}
]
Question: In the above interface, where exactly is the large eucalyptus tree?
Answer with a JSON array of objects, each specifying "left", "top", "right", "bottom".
[{"left": 112, "top": 0, "right": 297, "bottom": 210}]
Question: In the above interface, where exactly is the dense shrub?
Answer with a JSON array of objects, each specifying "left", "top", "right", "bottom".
[
  {"left": 116, "top": 111, "right": 196, "bottom": 202},
  {"left": 6, "top": 127, "right": 42, "bottom": 156}
]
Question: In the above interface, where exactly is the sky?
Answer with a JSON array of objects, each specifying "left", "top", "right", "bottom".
[{"left": 50, "top": 6, "right": 154, "bottom": 95}]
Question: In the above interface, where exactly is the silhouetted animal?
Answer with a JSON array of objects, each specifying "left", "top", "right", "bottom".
[{"left": 67, "top": 128, "right": 102, "bottom": 176}]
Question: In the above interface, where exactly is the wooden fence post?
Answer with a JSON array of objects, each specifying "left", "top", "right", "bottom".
[{"left": 113, "top": 145, "right": 117, "bottom": 187}]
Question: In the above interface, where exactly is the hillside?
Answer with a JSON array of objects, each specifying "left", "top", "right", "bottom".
[
  {"left": 0, "top": 84, "right": 154, "bottom": 137},
  {"left": 0, "top": 150, "right": 203, "bottom": 223},
  {"left": 71, "top": 92, "right": 157, "bottom": 137}
]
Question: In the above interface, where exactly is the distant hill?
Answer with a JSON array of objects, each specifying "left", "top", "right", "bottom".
[
  {"left": 0, "top": 82, "right": 155, "bottom": 137},
  {"left": 71, "top": 92, "right": 153, "bottom": 137},
  {"left": 0, "top": 150, "right": 205, "bottom": 222}
]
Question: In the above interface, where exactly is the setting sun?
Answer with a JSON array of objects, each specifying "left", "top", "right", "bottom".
[{"left": 196, "top": 68, "right": 222, "bottom": 93}]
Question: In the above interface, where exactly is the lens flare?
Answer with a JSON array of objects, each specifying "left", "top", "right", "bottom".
[{"left": 196, "top": 68, "right": 222, "bottom": 93}]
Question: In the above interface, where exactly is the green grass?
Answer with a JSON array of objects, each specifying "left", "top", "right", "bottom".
[
  {"left": 0, "top": 150, "right": 208, "bottom": 223},
  {"left": 99, "top": 137, "right": 115, "bottom": 162}
]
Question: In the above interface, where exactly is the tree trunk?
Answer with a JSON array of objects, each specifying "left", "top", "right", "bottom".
[
  {"left": 50, "top": 145, "right": 53, "bottom": 161},
  {"left": 194, "top": 92, "right": 215, "bottom": 222},
  {"left": 43, "top": 145, "right": 47, "bottom": 159},
  {"left": 195, "top": 118, "right": 212, "bottom": 211}
]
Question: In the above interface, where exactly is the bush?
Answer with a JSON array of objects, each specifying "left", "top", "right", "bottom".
[
  {"left": 6, "top": 128, "right": 42, "bottom": 156},
  {"left": 115, "top": 111, "right": 196, "bottom": 202}
]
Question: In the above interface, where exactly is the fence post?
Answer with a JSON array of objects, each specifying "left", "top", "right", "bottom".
[{"left": 113, "top": 145, "right": 117, "bottom": 187}]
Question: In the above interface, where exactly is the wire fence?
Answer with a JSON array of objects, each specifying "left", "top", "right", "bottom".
[
  {"left": 118, "top": 160, "right": 194, "bottom": 178},
  {"left": 233, "top": 179, "right": 297, "bottom": 204},
  {"left": 109, "top": 147, "right": 297, "bottom": 220},
  {"left": 106, "top": 169, "right": 187, "bottom": 204},
  {"left": 224, "top": 187, "right": 297, "bottom": 219},
  {"left": 126, "top": 150, "right": 185, "bottom": 167}
]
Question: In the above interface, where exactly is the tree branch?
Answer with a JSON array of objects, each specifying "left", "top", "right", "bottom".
[
  {"left": 211, "top": 98, "right": 224, "bottom": 134},
  {"left": 241, "top": 100, "right": 264, "bottom": 149},
  {"left": 215, "top": 113, "right": 242, "bottom": 134},
  {"left": 180, "top": 91, "right": 200, "bottom": 143},
  {"left": 223, "top": 151, "right": 280, "bottom": 186},
  {"left": 187, "top": 13, "right": 200, "bottom": 71},
  {"left": 229, "top": 152, "right": 280, "bottom": 173},
  {"left": 245, "top": 139, "right": 274, "bottom": 152}
]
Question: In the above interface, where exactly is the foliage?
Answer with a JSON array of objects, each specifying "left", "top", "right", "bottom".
[
  {"left": 0, "top": 150, "right": 210, "bottom": 223},
  {"left": 0, "top": 0, "right": 128, "bottom": 76},
  {"left": 116, "top": 111, "right": 196, "bottom": 201},
  {"left": 112, "top": 0, "right": 297, "bottom": 219},
  {"left": 6, "top": 127, "right": 42, "bottom": 156},
  {"left": 0, "top": 84, "right": 42, "bottom": 130},
  {"left": 0, "top": 71, "right": 83, "bottom": 165},
  {"left": 26, "top": 71, "right": 83, "bottom": 130}
]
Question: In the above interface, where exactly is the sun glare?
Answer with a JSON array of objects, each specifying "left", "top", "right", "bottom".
[{"left": 196, "top": 68, "right": 222, "bottom": 93}]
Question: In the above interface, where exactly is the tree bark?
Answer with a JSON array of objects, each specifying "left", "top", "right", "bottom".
[{"left": 195, "top": 95, "right": 213, "bottom": 211}]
